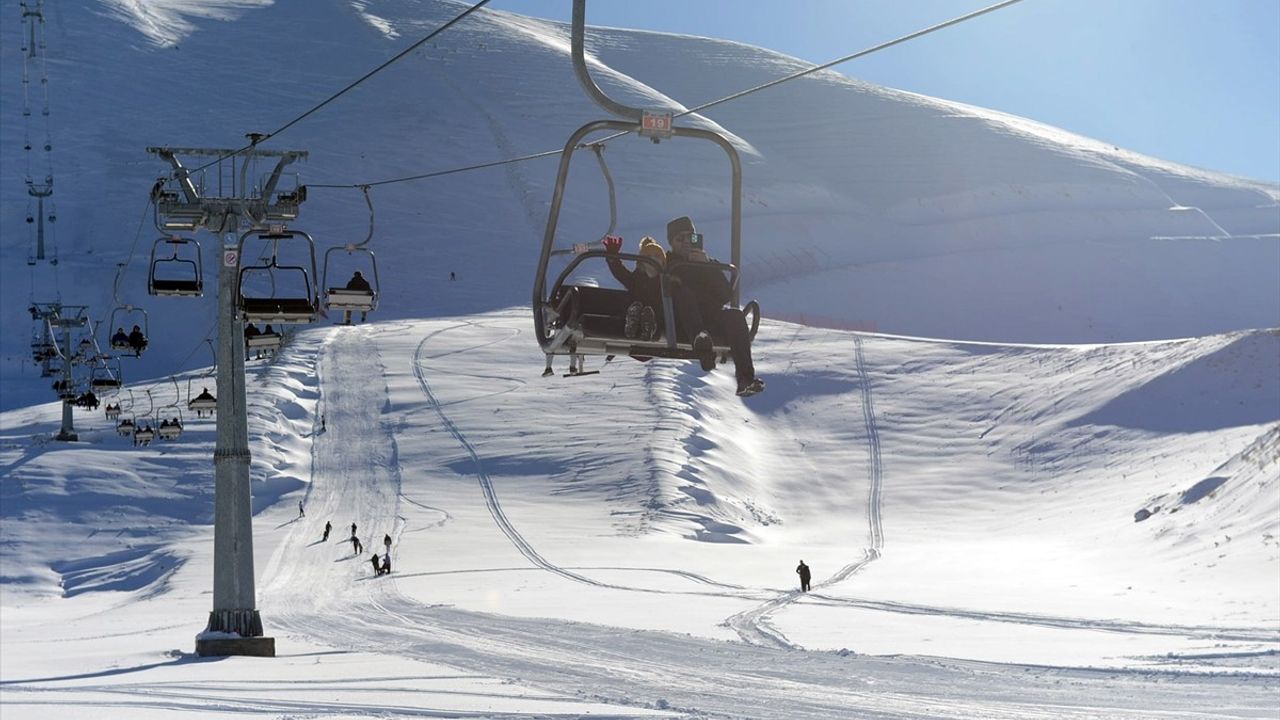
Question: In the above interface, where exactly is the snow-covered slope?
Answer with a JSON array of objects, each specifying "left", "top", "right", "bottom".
[
  {"left": 2, "top": 0, "right": 1277, "bottom": 410},
  {"left": 3, "top": 313, "right": 1278, "bottom": 717}
]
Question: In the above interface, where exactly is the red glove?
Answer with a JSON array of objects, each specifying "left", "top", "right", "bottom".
[{"left": 602, "top": 235, "right": 623, "bottom": 253}]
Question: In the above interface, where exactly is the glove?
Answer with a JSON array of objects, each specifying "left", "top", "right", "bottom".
[{"left": 602, "top": 235, "right": 623, "bottom": 254}]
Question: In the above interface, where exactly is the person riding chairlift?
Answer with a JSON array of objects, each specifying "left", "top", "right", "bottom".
[
  {"left": 343, "top": 271, "right": 372, "bottom": 325},
  {"left": 664, "top": 216, "right": 764, "bottom": 397},
  {"left": 127, "top": 325, "right": 147, "bottom": 356}
]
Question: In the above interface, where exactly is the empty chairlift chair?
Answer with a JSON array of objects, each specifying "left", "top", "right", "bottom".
[
  {"left": 148, "top": 235, "right": 204, "bottom": 297},
  {"left": 237, "top": 226, "right": 321, "bottom": 326}
]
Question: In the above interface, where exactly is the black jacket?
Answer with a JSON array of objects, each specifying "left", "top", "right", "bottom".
[{"left": 606, "top": 256, "right": 663, "bottom": 310}]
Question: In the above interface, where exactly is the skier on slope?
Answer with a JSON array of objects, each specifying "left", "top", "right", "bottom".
[
  {"left": 796, "top": 560, "right": 811, "bottom": 592},
  {"left": 322, "top": 521, "right": 331, "bottom": 542},
  {"left": 370, "top": 553, "right": 383, "bottom": 577}
]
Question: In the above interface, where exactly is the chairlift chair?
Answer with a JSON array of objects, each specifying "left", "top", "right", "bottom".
[
  {"left": 105, "top": 402, "right": 121, "bottom": 421},
  {"left": 188, "top": 387, "right": 216, "bottom": 417},
  {"left": 133, "top": 422, "right": 156, "bottom": 446},
  {"left": 148, "top": 235, "right": 204, "bottom": 297},
  {"left": 155, "top": 377, "right": 185, "bottom": 440},
  {"left": 107, "top": 305, "right": 149, "bottom": 357},
  {"left": 532, "top": 1, "right": 760, "bottom": 375},
  {"left": 186, "top": 341, "right": 217, "bottom": 417},
  {"left": 158, "top": 411, "right": 184, "bottom": 440},
  {"left": 322, "top": 246, "right": 380, "bottom": 320},
  {"left": 237, "top": 226, "right": 320, "bottom": 324},
  {"left": 116, "top": 416, "right": 135, "bottom": 437},
  {"left": 89, "top": 358, "right": 123, "bottom": 390}
]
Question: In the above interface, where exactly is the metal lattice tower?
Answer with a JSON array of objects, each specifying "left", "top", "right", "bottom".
[{"left": 20, "top": 0, "right": 57, "bottom": 265}]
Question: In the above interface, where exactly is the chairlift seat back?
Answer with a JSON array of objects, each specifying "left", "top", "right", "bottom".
[
  {"left": 324, "top": 288, "right": 376, "bottom": 311},
  {"left": 151, "top": 279, "right": 202, "bottom": 296},
  {"left": 246, "top": 333, "right": 283, "bottom": 349},
  {"left": 241, "top": 297, "right": 317, "bottom": 324},
  {"left": 548, "top": 285, "right": 754, "bottom": 360}
]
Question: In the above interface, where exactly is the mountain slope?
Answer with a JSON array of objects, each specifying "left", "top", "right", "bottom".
[{"left": 2, "top": 0, "right": 1277, "bottom": 411}]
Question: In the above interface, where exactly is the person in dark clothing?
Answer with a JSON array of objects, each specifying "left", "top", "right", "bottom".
[
  {"left": 383, "top": 533, "right": 392, "bottom": 551},
  {"left": 351, "top": 522, "right": 358, "bottom": 538},
  {"left": 664, "top": 216, "right": 763, "bottom": 396},
  {"left": 343, "top": 271, "right": 372, "bottom": 324},
  {"left": 380, "top": 552, "right": 391, "bottom": 575},
  {"left": 351, "top": 535, "right": 363, "bottom": 555},
  {"left": 603, "top": 234, "right": 665, "bottom": 341},
  {"left": 371, "top": 553, "right": 383, "bottom": 576},
  {"left": 322, "top": 521, "right": 331, "bottom": 542},
  {"left": 298, "top": 500, "right": 305, "bottom": 518},
  {"left": 796, "top": 560, "right": 811, "bottom": 592},
  {"left": 111, "top": 327, "right": 129, "bottom": 348},
  {"left": 127, "top": 325, "right": 147, "bottom": 356},
  {"left": 244, "top": 322, "right": 261, "bottom": 360},
  {"left": 346, "top": 271, "right": 371, "bottom": 292}
]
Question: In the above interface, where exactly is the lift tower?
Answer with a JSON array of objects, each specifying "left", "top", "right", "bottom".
[
  {"left": 148, "top": 141, "right": 307, "bottom": 658},
  {"left": 30, "top": 302, "right": 89, "bottom": 440}
]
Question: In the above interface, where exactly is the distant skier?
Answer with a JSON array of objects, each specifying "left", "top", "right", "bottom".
[
  {"left": 381, "top": 552, "right": 391, "bottom": 575},
  {"left": 320, "top": 414, "right": 326, "bottom": 432},
  {"left": 351, "top": 535, "right": 363, "bottom": 555},
  {"left": 449, "top": 271, "right": 456, "bottom": 281},
  {"left": 796, "top": 560, "right": 811, "bottom": 592},
  {"left": 371, "top": 553, "right": 383, "bottom": 576},
  {"left": 298, "top": 500, "right": 305, "bottom": 518},
  {"left": 322, "top": 521, "right": 331, "bottom": 542},
  {"left": 351, "top": 522, "right": 358, "bottom": 538},
  {"left": 383, "top": 533, "right": 392, "bottom": 551}
]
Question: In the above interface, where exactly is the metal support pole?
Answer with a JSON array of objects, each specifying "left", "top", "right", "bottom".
[
  {"left": 196, "top": 221, "right": 274, "bottom": 657},
  {"left": 54, "top": 317, "right": 76, "bottom": 441},
  {"left": 32, "top": 190, "right": 47, "bottom": 261}
]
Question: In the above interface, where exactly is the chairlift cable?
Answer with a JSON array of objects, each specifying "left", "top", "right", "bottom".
[
  {"left": 184, "top": 0, "right": 494, "bottom": 177},
  {"left": 306, "top": 0, "right": 1025, "bottom": 191},
  {"left": 677, "top": 0, "right": 1025, "bottom": 121}
]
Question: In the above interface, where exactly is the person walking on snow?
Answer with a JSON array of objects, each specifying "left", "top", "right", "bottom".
[
  {"left": 298, "top": 500, "right": 305, "bottom": 518},
  {"left": 322, "top": 521, "right": 331, "bottom": 542},
  {"left": 796, "top": 560, "right": 811, "bottom": 592},
  {"left": 383, "top": 533, "right": 392, "bottom": 551},
  {"left": 351, "top": 535, "right": 363, "bottom": 555},
  {"left": 381, "top": 552, "right": 391, "bottom": 575},
  {"left": 370, "top": 553, "right": 383, "bottom": 576}
]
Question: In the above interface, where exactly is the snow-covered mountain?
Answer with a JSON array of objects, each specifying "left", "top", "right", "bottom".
[
  {"left": 2, "top": 0, "right": 1277, "bottom": 409},
  {"left": 1, "top": 2, "right": 1277, "bottom": 718}
]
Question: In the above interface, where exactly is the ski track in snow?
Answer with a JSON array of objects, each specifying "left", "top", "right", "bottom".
[{"left": 725, "top": 334, "right": 886, "bottom": 649}]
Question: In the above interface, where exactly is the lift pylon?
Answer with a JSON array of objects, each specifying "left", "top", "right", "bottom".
[{"left": 148, "top": 140, "right": 308, "bottom": 658}]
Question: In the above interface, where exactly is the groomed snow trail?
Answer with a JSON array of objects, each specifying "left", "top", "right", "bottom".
[
  {"left": 258, "top": 322, "right": 1279, "bottom": 720},
  {"left": 725, "top": 335, "right": 885, "bottom": 649}
]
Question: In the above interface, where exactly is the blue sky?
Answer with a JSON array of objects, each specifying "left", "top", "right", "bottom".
[{"left": 506, "top": 0, "right": 1280, "bottom": 182}]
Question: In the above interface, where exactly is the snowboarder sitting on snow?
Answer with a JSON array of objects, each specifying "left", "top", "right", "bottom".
[
  {"left": 665, "top": 216, "right": 763, "bottom": 397},
  {"left": 796, "top": 560, "right": 811, "bottom": 592},
  {"left": 603, "top": 234, "right": 665, "bottom": 341}
]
